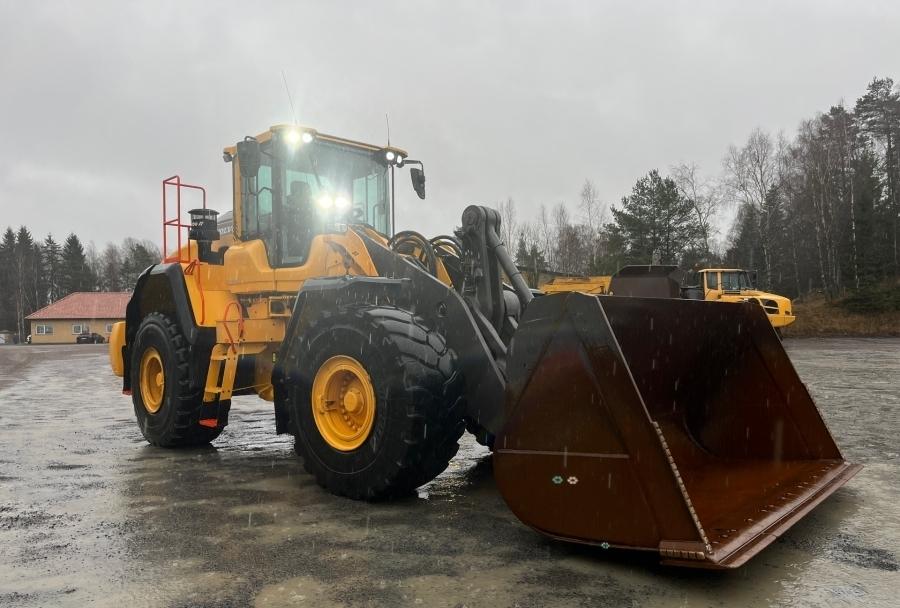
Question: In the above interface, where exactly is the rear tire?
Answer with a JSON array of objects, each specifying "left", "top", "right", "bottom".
[
  {"left": 284, "top": 306, "right": 466, "bottom": 500},
  {"left": 131, "top": 313, "right": 225, "bottom": 447}
]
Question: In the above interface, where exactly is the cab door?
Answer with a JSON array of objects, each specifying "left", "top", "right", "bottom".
[{"left": 704, "top": 272, "right": 721, "bottom": 300}]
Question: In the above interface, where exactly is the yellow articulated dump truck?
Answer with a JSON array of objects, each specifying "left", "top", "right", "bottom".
[
  {"left": 693, "top": 268, "right": 795, "bottom": 330},
  {"left": 108, "top": 123, "right": 858, "bottom": 568},
  {"left": 541, "top": 265, "right": 795, "bottom": 333}
]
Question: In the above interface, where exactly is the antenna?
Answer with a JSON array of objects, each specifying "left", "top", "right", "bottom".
[
  {"left": 385, "top": 113, "right": 391, "bottom": 146},
  {"left": 281, "top": 70, "right": 298, "bottom": 125}
]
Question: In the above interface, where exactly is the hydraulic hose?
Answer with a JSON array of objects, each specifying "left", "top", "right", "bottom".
[{"left": 485, "top": 228, "right": 534, "bottom": 307}]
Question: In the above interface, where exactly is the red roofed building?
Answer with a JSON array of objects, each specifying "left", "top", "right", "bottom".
[{"left": 26, "top": 292, "right": 130, "bottom": 344}]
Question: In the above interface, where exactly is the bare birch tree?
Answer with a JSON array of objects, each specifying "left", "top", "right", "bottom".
[
  {"left": 495, "top": 197, "right": 517, "bottom": 248},
  {"left": 670, "top": 162, "right": 723, "bottom": 259},
  {"left": 723, "top": 128, "right": 779, "bottom": 287}
]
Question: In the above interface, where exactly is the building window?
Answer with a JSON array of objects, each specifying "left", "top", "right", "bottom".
[
  {"left": 72, "top": 324, "right": 90, "bottom": 335},
  {"left": 36, "top": 325, "right": 53, "bottom": 335},
  {"left": 106, "top": 323, "right": 114, "bottom": 333}
]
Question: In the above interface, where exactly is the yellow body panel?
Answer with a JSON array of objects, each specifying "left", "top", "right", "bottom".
[
  {"left": 169, "top": 228, "right": 389, "bottom": 403},
  {"left": 108, "top": 321, "right": 126, "bottom": 377},
  {"left": 717, "top": 292, "right": 795, "bottom": 328},
  {"left": 540, "top": 276, "right": 610, "bottom": 295},
  {"left": 699, "top": 270, "right": 796, "bottom": 329}
]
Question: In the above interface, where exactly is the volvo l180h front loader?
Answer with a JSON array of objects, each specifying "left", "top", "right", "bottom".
[{"left": 108, "top": 124, "right": 860, "bottom": 568}]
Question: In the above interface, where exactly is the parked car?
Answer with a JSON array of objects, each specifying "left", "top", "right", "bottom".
[{"left": 76, "top": 333, "right": 105, "bottom": 344}]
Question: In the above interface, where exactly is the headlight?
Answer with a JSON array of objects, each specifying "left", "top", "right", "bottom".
[
  {"left": 396, "top": 155, "right": 404, "bottom": 167},
  {"left": 286, "top": 129, "right": 314, "bottom": 147},
  {"left": 385, "top": 151, "right": 396, "bottom": 162},
  {"left": 335, "top": 196, "right": 350, "bottom": 211},
  {"left": 317, "top": 195, "right": 333, "bottom": 209}
]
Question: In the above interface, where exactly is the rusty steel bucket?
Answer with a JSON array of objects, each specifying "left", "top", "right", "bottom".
[{"left": 493, "top": 292, "right": 861, "bottom": 569}]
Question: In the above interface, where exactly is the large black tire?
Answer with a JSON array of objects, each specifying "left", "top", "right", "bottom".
[
  {"left": 130, "top": 313, "right": 225, "bottom": 447},
  {"left": 285, "top": 306, "right": 466, "bottom": 500}
]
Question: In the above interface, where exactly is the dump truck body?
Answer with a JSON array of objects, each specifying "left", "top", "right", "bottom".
[
  {"left": 109, "top": 123, "right": 857, "bottom": 568},
  {"left": 540, "top": 275, "right": 611, "bottom": 295},
  {"left": 540, "top": 266, "right": 797, "bottom": 330}
]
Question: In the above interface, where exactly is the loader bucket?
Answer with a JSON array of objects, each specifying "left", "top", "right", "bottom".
[{"left": 493, "top": 292, "right": 860, "bottom": 568}]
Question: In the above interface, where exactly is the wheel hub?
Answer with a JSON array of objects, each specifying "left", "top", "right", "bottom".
[
  {"left": 311, "top": 355, "right": 376, "bottom": 451},
  {"left": 139, "top": 347, "right": 165, "bottom": 414}
]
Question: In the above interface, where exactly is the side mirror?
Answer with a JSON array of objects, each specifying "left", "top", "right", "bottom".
[
  {"left": 236, "top": 137, "right": 261, "bottom": 179},
  {"left": 410, "top": 167, "right": 426, "bottom": 200}
]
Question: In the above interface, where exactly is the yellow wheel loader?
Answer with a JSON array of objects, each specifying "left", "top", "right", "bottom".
[{"left": 109, "top": 124, "right": 859, "bottom": 568}]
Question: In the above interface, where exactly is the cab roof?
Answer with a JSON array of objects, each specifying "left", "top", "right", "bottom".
[
  {"left": 699, "top": 268, "right": 747, "bottom": 273},
  {"left": 223, "top": 124, "right": 408, "bottom": 157}
]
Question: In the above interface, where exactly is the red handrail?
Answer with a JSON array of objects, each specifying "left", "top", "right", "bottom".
[{"left": 162, "top": 175, "right": 207, "bottom": 263}]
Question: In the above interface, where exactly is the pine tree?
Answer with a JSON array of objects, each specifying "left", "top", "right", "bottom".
[
  {"left": 100, "top": 243, "right": 123, "bottom": 291},
  {"left": 855, "top": 77, "right": 900, "bottom": 272},
  {"left": 43, "top": 234, "right": 62, "bottom": 302},
  {"left": 121, "top": 238, "right": 160, "bottom": 288},
  {"left": 61, "top": 233, "right": 90, "bottom": 295},
  {"left": 611, "top": 170, "right": 699, "bottom": 265},
  {"left": 514, "top": 234, "right": 547, "bottom": 287},
  {"left": 13, "top": 226, "right": 38, "bottom": 339},
  {"left": 0, "top": 228, "right": 16, "bottom": 333}
]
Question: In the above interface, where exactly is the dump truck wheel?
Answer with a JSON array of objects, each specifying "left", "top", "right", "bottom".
[
  {"left": 287, "top": 306, "right": 466, "bottom": 500},
  {"left": 131, "top": 313, "right": 224, "bottom": 447}
]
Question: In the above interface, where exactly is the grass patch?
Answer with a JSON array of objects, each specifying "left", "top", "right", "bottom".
[
  {"left": 838, "top": 281, "right": 900, "bottom": 314},
  {"left": 785, "top": 289, "right": 900, "bottom": 338}
]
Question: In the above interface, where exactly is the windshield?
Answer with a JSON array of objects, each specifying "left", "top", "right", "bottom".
[
  {"left": 284, "top": 138, "right": 390, "bottom": 235},
  {"left": 721, "top": 271, "right": 753, "bottom": 290},
  {"left": 241, "top": 136, "right": 391, "bottom": 267}
]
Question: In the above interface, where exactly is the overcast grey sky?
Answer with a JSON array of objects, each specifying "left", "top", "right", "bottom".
[{"left": 1, "top": 1, "right": 898, "bottom": 251}]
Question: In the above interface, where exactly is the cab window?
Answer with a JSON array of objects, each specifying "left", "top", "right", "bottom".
[
  {"left": 278, "top": 139, "right": 389, "bottom": 267},
  {"left": 241, "top": 147, "right": 276, "bottom": 260},
  {"left": 721, "top": 272, "right": 751, "bottom": 290},
  {"left": 237, "top": 135, "right": 391, "bottom": 268},
  {"left": 706, "top": 272, "right": 718, "bottom": 290}
]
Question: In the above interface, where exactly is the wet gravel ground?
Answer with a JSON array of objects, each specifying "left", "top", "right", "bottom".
[{"left": 0, "top": 339, "right": 898, "bottom": 607}]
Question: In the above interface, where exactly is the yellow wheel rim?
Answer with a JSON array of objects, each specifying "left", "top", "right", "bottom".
[
  {"left": 139, "top": 347, "right": 165, "bottom": 415},
  {"left": 311, "top": 355, "right": 377, "bottom": 451}
]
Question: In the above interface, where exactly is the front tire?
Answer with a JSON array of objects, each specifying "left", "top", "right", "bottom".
[
  {"left": 130, "top": 313, "right": 225, "bottom": 447},
  {"left": 283, "top": 306, "right": 466, "bottom": 500}
]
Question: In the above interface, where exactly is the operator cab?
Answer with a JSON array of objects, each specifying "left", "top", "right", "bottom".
[
  {"left": 223, "top": 125, "right": 425, "bottom": 268},
  {"left": 701, "top": 268, "right": 755, "bottom": 294}
]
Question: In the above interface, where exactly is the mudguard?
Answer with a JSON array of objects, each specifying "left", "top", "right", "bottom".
[{"left": 122, "top": 263, "right": 214, "bottom": 392}]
